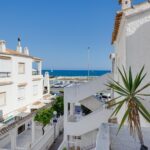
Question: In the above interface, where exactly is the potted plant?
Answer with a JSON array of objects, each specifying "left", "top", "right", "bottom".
[{"left": 107, "top": 66, "right": 150, "bottom": 150}]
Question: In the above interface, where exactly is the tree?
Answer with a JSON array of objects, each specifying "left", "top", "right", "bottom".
[
  {"left": 107, "top": 66, "right": 150, "bottom": 149},
  {"left": 34, "top": 108, "right": 53, "bottom": 135},
  {"left": 52, "top": 96, "right": 64, "bottom": 116}
]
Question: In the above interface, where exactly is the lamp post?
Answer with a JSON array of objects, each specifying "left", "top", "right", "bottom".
[
  {"left": 87, "top": 47, "right": 90, "bottom": 81},
  {"left": 53, "top": 111, "right": 57, "bottom": 143}
]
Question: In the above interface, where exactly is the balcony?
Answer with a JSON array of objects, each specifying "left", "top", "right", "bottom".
[
  {"left": 0, "top": 72, "right": 11, "bottom": 78},
  {"left": 32, "top": 71, "right": 40, "bottom": 76}
]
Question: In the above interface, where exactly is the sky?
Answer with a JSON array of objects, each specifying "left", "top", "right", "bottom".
[{"left": 0, "top": 0, "right": 145, "bottom": 70}]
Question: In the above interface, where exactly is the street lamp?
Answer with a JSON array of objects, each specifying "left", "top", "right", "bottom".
[
  {"left": 53, "top": 111, "right": 57, "bottom": 143},
  {"left": 87, "top": 47, "right": 90, "bottom": 81}
]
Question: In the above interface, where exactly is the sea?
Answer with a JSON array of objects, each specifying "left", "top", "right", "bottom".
[{"left": 42, "top": 70, "right": 111, "bottom": 77}]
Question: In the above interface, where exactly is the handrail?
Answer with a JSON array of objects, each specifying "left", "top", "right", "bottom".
[{"left": 82, "top": 143, "right": 96, "bottom": 150}]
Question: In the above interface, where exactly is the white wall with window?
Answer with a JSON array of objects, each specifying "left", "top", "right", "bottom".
[
  {"left": 18, "top": 87, "right": 25, "bottom": 100},
  {"left": 0, "top": 59, "right": 12, "bottom": 77},
  {"left": 18, "top": 63, "right": 25, "bottom": 74}
]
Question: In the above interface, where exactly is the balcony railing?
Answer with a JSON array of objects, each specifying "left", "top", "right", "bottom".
[
  {"left": 0, "top": 72, "right": 11, "bottom": 78},
  {"left": 32, "top": 71, "right": 40, "bottom": 75}
]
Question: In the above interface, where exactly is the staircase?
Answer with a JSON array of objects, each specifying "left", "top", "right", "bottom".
[{"left": 80, "top": 96, "right": 101, "bottom": 112}]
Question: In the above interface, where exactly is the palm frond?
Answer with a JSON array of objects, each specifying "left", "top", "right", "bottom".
[{"left": 135, "top": 83, "right": 150, "bottom": 94}]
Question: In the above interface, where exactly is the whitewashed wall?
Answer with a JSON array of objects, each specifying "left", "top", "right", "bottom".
[{"left": 0, "top": 55, "right": 43, "bottom": 115}]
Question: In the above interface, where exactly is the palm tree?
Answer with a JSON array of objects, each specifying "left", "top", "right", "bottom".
[{"left": 107, "top": 66, "right": 150, "bottom": 149}]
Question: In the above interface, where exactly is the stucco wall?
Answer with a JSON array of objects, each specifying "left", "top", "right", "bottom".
[
  {"left": 126, "top": 10, "right": 150, "bottom": 127},
  {"left": 0, "top": 55, "right": 43, "bottom": 115}
]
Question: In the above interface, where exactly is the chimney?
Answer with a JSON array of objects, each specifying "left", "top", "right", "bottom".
[
  {"left": 23, "top": 47, "right": 29, "bottom": 55},
  {"left": 16, "top": 37, "right": 22, "bottom": 53},
  {"left": 0, "top": 40, "right": 6, "bottom": 52},
  {"left": 119, "top": 0, "right": 132, "bottom": 10}
]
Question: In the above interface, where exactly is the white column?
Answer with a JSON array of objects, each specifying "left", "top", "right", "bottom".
[
  {"left": 32, "top": 118, "right": 35, "bottom": 143},
  {"left": 64, "top": 100, "right": 68, "bottom": 141},
  {"left": 9, "top": 128, "right": 17, "bottom": 150},
  {"left": 38, "top": 61, "right": 42, "bottom": 75},
  {"left": 70, "top": 103, "right": 75, "bottom": 116}
]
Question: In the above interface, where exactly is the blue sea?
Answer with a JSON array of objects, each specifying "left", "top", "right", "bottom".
[{"left": 42, "top": 70, "right": 111, "bottom": 77}]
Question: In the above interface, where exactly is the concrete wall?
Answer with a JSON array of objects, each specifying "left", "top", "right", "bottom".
[
  {"left": 96, "top": 123, "right": 150, "bottom": 150},
  {"left": 126, "top": 10, "right": 150, "bottom": 127}
]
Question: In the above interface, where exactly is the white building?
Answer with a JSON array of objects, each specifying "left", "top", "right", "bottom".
[
  {"left": 58, "top": 74, "right": 113, "bottom": 150},
  {"left": 0, "top": 39, "right": 54, "bottom": 150},
  {"left": 59, "top": 0, "right": 150, "bottom": 149},
  {"left": 111, "top": 0, "right": 150, "bottom": 127}
]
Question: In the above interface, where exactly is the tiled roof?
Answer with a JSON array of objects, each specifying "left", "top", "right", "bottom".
[
  {"left": 118, "top": 0, "right": 122, "bottom": 4},
  {"left": 112, "top": 1, "right": 150, "bottom": 44},
  {"left": 0, "top": 49, "right": 42, "bottom": 61},
  {"left": 112, "top": 11, "right": 123, "bottom": 44}
]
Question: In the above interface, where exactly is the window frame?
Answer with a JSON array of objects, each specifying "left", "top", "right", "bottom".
[
  {"left": 18, "top": 87, "right": 25, "bottom": 101},
  {"left": 18, "top": 63, "right": 25, "bottom": 74},
  {"left": 0, "top": 92, "right": 6, "bottom": 106}
]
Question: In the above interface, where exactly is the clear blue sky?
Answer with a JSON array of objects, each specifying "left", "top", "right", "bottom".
[{"left": 0, "top": 0, "right": 144, "bottom": 70}]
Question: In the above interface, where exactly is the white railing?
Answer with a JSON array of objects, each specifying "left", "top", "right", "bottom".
[
  {"left": 65, "top": 106, "right": 112, "bottom": 136},
  {"left": 58, "top": 141, "right": 96, "bottom": 150},
  {"left": 95, "top": 123, "right": 110, "bottom": 150},
  {"left": 82, "top": 143, "right": 96, "bottom": 150},
  {"left": 68, "top": 103, "right": 108, "bottom": 122},
  {"left": 15, "top": 117, "right": 63, "bottom": 150},
  {"left": 32, "top": 116, "right": 63, "bottom": 150}
]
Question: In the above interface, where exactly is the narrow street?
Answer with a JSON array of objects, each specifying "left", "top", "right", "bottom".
[{"left": 49, "top": 132, "right": 63, "bottom": 150}]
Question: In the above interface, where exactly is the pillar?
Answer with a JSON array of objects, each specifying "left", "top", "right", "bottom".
[
  {"left": 9, "top": 128, "right": 17, "bottom": 150},
  {"left": 38, "top": 61, "right": 42, "bottom": 75},
  {"left": 32, "top": 118, "right": 35, "bottom": 143}
]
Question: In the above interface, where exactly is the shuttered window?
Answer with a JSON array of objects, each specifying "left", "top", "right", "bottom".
[
  {"left": 18, "top": 87, "right": 25, "bottom": 100},
  {"left": 0, "top": 92, "right": 6, "bottom": 106},
  {"left": 18, "top": 63, "right": 25, "bottom": 74},
  {"left": 0, "top": 59, "right": 11, "bottom": 72}
]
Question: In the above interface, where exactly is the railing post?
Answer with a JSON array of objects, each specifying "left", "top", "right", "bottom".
[
  {"left": 32, "top": 118, "right": 35, "bottom": 144},
  {"left": 9, "top": 127, "right": 17, "bottom": 150}
]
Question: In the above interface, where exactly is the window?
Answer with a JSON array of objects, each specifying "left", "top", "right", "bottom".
[
  {"left": 0, "top": 92, "right": 6, "bottom": 106},
  {"left": 18, "top": 124, "right": 25, "bottom": 135},
  {"left": 18, "top": 87, "right": 25, "bottom": 100},
  {"left": 33, "top": 85, "right": 38, "bottom": 96},
  {"left": 18, "top": 63, "right": 25, "bottom": 74}
]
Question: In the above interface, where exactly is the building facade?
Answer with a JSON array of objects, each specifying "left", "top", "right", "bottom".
[
  {"left": 0, "top": 39, "right": 52, "bottom": 150},
  {"left": 111, "top": 0, "right": 150, "bottom": 127}
]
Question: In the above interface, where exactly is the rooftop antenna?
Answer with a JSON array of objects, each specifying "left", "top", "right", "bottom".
[
  {"left": 18, "top": 35, "right": 21, "bottom": 45},
  {"left": 16, "top": 35, "right": 22, "bottom": 53}
]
